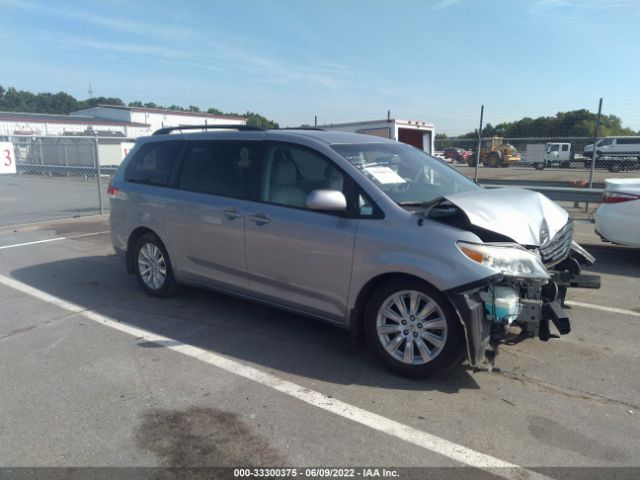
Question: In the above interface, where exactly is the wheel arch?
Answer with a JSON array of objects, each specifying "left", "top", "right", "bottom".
[
  {"left": 126, "top": 226, "right": 159, "bottom": 273},
  {"left": 350, "top": 272, "right": 457, "bottom": 341}
]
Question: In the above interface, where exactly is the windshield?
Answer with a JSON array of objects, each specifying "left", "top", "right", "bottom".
[{"left": 331, "top": 142, "right": 480, "bottom": 205}]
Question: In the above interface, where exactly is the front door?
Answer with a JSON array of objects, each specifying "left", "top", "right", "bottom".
[{"left": 244, "top": 142, "right": 358, "bottom": 320}]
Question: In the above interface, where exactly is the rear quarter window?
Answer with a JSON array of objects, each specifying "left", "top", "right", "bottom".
[{"left": 125, "top": 141, "right": 183, "bottom": 186}]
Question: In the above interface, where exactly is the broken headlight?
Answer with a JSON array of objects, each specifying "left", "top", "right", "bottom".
[{"left": 456, "top": 242, "right": 549, "bottom": 280}]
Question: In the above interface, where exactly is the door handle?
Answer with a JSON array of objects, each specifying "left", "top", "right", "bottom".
[
  {"left": 223, "top": 208, "right": 243, "bottom": 220},
  {"left": 248, "top": 212, "right": 271, "bottom": 225}
]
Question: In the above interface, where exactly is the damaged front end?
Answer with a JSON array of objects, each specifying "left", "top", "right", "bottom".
[{"left": 430, "top": 193, "right": 601, "bottom": 370}]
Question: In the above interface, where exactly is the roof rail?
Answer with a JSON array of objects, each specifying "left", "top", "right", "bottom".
[{"left": 152, "top": 124, "right": 264, "bottom": 135}]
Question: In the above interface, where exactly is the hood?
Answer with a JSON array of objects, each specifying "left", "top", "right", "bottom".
[{"left": 440, "top": 188, "right": 569, "bottom": 246}]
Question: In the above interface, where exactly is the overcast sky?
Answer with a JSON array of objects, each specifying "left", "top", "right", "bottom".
[{"left": 2, "top": 0, "right": 639, "bottom": 134}]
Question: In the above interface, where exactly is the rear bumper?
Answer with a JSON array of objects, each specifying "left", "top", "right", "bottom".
[{"left": 595, "top": 205, "right": 640, "bottom": 247}]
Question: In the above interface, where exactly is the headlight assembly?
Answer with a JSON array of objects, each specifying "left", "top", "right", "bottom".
[{"left": 457, "top": 241, "right": 549, "bottom": 279}]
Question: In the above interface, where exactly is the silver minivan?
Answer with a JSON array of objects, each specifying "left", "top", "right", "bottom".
[{"left": 109, "top": 126, "right": 600, "bottom": 377}]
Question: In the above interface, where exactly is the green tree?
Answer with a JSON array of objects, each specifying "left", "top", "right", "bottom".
[
  {"left": 243, "top": 111, "right": 279, "bottom": 129},
  {"left": 452, "top": 109, "right": 638, "bottom": 139}
]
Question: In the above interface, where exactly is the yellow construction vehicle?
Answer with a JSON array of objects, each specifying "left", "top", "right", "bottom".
[{"left": 467, "top": 136, "right": 521, "bottom": 168}]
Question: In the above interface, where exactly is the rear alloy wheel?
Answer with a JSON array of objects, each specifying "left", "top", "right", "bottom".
[
  {"left": 134, "top": 233, "right": 178, "bottom": 297},
  {"left": 364, "top": 279, "right": 464, "bottom": 377}
]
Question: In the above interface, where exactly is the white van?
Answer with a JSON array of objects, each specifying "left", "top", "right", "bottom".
[{"left": 583, "top": 137, "right": 640, "bottom": 172}]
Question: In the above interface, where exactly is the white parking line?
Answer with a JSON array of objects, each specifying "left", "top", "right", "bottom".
[
  {"left": 0, "top": 273, "right": 551, "bottom": 480},
  {"left": 0, "top": 231, "right": 110, "bottom": 250},
  {"left": 565, "top": 300, "right": 640, "bottom": 318},
  {"left": 0, "top": 214, "right": 107, "bottom": 229}
]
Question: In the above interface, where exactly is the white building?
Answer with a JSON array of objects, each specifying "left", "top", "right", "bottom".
[
  {"left": 0, "top": 111, "right": 151, "bottom": 137},
  {"left": 0, "top": 105, "right": 246, "bottom": 138},
  {"left": 71, "top": 105, "right": 246, "bottom": 135}
]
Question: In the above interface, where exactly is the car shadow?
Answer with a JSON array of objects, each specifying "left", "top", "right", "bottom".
[
  {"left": 582, "top": 244, "right": 640, "bottom": 279},
  {"left": 11, "top": 254, "right": 480, "bottom": 394}
]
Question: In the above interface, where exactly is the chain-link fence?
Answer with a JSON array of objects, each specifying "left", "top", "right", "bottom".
[
  {"left": 0, "top": 134, "right": 134, "bottom": 227},
  {"left": 434, "top": 135, "right": 640, "bottom": 187},
  {"left": 2, "top": 127, "right": 638, "bottom": 227}
]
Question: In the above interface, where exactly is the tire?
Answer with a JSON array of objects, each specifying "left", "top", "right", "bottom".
[
  {"left": 467, "top": 158, "right": 476, "bottom": 167},
  {"left": 134, "top": 232, "right": 179, "bottom": 297},
  {"left": 534, "top": 163, "right": 545, "bottom": 171},
  {"left": 364, "top": 278, "right": 465, "bottom": 378},
  {"left": 483, "top": 152, "right": 500, "bottom": 168},
  {"left": 607, "top": 162, "right": 622, "bottom": 173}
]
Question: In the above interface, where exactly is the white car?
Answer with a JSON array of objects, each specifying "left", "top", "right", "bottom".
[{"left": 595, "top": 178, "right": 640, "bottom": 247}]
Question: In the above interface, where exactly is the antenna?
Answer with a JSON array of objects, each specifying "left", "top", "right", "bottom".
[{"left": 88, "top": 82, "right": 94, "bottom": 100}]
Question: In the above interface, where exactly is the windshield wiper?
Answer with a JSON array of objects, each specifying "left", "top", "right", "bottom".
[{"left": 398, "top": 197, "right": 444, "bottom": 208}]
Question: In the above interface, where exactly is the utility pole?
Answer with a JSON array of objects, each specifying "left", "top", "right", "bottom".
[
  {"left": 88, "top": 82, "right": 94, "bottom": 100},
  {"left": 587, "top": 98, "right": 602, "bottom": 189},
  {"left": 474, "top": 105, "right": 484, "bottom": 183}
]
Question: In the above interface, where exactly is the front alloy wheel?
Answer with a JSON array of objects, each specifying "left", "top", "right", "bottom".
[
  {"left": 365, "top": 279, "right": 464, "bottom": 377},
  {"left": 376, "top": 290, "right": 448, "bottom": 365}
]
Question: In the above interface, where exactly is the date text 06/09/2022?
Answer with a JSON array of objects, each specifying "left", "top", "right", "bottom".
[{"left": 233, "top": 467, "right": 400, "bottom": 478}]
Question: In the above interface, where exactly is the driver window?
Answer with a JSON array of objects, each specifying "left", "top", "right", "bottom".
[{"left": 261, "top": 144, "right": 345, "bottom": 209}]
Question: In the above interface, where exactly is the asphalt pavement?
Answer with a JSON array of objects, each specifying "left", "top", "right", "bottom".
[{"left": 0, "top": 216, "right": 638, "bottom": 480}]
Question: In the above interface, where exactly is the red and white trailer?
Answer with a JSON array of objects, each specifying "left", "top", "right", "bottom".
[{"left": 322, "top": 118, "right": 435, "bottom": 154}]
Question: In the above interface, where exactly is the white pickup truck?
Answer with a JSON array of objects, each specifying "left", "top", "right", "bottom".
[{"left": 527, "top": 142, "right": 574, "bottom": 170}]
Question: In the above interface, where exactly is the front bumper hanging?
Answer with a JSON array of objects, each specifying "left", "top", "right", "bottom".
[{"left": 449, "top": 243, "right": 601, "bottom": 370}]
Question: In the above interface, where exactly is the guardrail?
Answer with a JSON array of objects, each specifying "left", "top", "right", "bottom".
[{"left": 481, "top": 184, "right": 604, "bottom": 203}]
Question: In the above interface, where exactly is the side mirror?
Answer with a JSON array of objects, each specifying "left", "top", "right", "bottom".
[{"left": 306, "top": 189, "right": 347, "bottom": 211}]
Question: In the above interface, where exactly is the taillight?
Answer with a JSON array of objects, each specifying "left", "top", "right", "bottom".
[
  {"left": 107, "top": 183, "right": 119, "bottom": 199},
  {"left": 602, "top": 191, "right": 640, "bottom": 204}
]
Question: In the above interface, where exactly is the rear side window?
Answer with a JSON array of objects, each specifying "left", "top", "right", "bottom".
[
  {"left": 178, "top": 141, "right": 259, "bottom": 199},
  {"left": 125, "top": 141, "right": 183, "bottom": 186}
]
